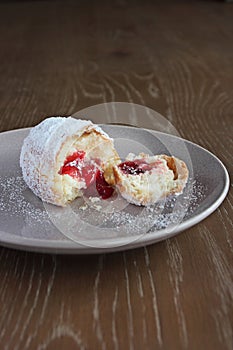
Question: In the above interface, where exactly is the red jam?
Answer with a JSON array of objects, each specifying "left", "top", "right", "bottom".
[
  {"left": 59, "top": 151, "right": 97, "bottom": 187},
  {"left": 118, "top": 160, "right": 151, "bottom": 175},
  {"left": 63, "top": 150, "right": 85, "bottom": 165},
  {"left": 118, "top": 159, "right": 164, "bottom": 175},
  {"left": 60, "top": 151, "right": 114, "bottom": 199},
  {"left": 96, "top": 170, "right": 114, "bottom": 199}
]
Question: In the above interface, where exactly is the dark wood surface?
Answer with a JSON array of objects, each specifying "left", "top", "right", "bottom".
[{"left": 0, "top": 1, "right": 232, "bottom": 349}]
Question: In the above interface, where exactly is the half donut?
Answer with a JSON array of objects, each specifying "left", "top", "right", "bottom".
[
  {"left": 20, "top": 117, "right": 119, "bottom": 206},
  {"left": 110, "top": 152, "right": 188, "bottom": 206}
]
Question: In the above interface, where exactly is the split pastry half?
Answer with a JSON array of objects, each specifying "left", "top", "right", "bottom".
[
  {"left": 108, "top": 152, "right": 189, "bottom": 206},
  {"left": 20, "top": 117, "right": 119, "bottom": 206}
]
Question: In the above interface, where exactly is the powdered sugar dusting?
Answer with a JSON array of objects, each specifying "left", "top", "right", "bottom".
[
  {"left": 60, "top": 177, "right": 207, "bottom": 239},
  {"left": 0, "top": 172, "right": 207, "bottom": 244},
  {"left": 0, "top": 174, "right": 65, "bottom": 240}
]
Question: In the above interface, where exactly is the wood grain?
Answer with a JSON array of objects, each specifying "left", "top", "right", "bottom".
[{"left": 0, "top": 1, "right": 232, "bottom": 349}]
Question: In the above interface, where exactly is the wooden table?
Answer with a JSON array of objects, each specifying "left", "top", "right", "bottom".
[{"left": 0, "top": 1, "right": 232, "bottom": 349}]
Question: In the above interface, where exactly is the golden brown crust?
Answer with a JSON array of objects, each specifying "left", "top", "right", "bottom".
[
  {"left": 103, "top": 157, "right": 121, "bottom": 186},
  {"left": 160, "top": 155, "right": 189, "bottom": 195}
]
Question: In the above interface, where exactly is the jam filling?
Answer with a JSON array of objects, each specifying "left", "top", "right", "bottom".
[
  {"left": 95, "top": 170, "right": 114, "bottom": 200},
  {"left": 60, "top": 151, "right": 97, "bottom": 187},
  {"left": 59, "top": 151, "right": 114, "bottom": 199},
  {"left": 118, "top": 160, "right": 152, "bottom": 175},
  {"left": 118, "top": 159, "right": 164, "bottom": 175}
]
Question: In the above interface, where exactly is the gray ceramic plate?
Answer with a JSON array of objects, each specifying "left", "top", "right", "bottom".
[{"left": 0, "top": 125, "right": 229, "bottom": 254}]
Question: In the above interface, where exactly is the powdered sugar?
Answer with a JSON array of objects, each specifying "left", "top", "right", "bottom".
[
  {"left": 58, "top": 177, "right": 207, "bottom": 239},
  {"left": 0, "top": 173, "right": 206, "bottom": 243},
  {"left": 0, "top": 173, "right": 65, "bottom": 240}
]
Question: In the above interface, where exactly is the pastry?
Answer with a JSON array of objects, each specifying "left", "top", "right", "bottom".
[
  {"left": 110, "top": 152, "right": 188, "bottom": 206},
  {"left": 20, "top": 117, "right": 119, "bottom": 206}
]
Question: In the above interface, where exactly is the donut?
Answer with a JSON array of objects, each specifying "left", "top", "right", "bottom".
[
  {"left": 110, "top": 152, "right": 189, "bottom": 206},
  {"left": 20, "top": 117, "right": 119, "bottom": 206}
]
